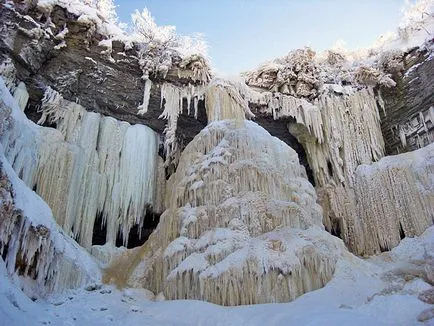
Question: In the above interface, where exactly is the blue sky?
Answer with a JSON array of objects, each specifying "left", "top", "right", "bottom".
[{"left": 114, "top": 0, "right": 406, "bottom": 75}]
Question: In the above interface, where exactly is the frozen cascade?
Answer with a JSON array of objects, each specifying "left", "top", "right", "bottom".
[
  {"left": 321, "top": 143, "right": 434, "bottom": 255},
  {"left": 274, "top": 86, "right": 433, "bottom": 255},
  {"left": 1, "top": 86, "right": 160, "bottom": 249},
  {"left": 205, "top": 79, "right": 255, "bottom": 122},
  {"left": 0, "top": 78, "right": 99, "bottom": 297},
  {"left": 159, "top": 83, "right": 205, "bottom": 164},
  {"left": 215, "top": 82, "right": 432, "bottom": 256},
  {"left": 296, "top": 87, "right": 385, "bottom": 187},
  {"left": 105, "top": 97, "right": 347, "bottom": 305},
  {"left": 0, "top": 154, "right": 99, "bottom": 297}
]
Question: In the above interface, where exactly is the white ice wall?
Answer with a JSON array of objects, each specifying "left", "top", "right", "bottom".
[
  {"left": 0, "top": 78, "right": 100, "bottom": 297},
  {"left": 1, "top": 85, "right": 160, "bottom": 249}
]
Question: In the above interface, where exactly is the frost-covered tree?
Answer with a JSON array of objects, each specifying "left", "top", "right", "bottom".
[
  {"left": 131, "top": 7, "right": 210, "bottom": 81},
  {"left": 96, "top": 0, "right": 118, "bottom": 23},
  {"left": 132, "top": 8, "right": 177, "bottom": 46},
  {"left": 399, "top": 0, "right": 434, "bottom": 38}
]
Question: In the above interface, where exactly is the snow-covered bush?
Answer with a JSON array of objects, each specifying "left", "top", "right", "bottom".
[
  {"left": 377, "top": 49, "right": 405, "bottom": 75},
  {"left": 244, "top": 47, "right": 324, "bottom": 98},
  {"left": 244, "top": 44, "right": 399, "bottom": 98},
  {"left": 131, "top": 8, "right": 211, "bottom": 82}
]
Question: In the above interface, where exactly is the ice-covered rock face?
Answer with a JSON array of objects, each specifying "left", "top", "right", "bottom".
[
  {"left": 105, "top": 120, "right": 346, "bottom": 305},
  {"left": 1, "top": 86, "right": 163, "bottom": 250},
  {"left": 0, "top": 79, "right": 100, "bottom": 297}
]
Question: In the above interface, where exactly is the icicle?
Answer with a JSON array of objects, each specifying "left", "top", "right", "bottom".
[
  {"left": 37, "top": 86, "right": 64, "bottom": 125},
  {"left": 12, "top": 82, "right": 29, "bottom": 111},
  {"left": 1, "top": 87, "right": 160, "bottom": 249},
  {"left": 158, "top": 83, "right": 205, "bottom": 166},
  {"left": 399, "top": 126, "right": 407, "bottom": 147},
  {"left": 137, "top": 77, "right": 152, "bottom": 115},
  {"left": 159, "top": 83, "right": 183, "bottom": 164}
]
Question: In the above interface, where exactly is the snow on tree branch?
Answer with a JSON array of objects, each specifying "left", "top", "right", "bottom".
[
  {"left": 400, "top": 0, "right": 434, "bottom": 35},
  {"left": 132, "top": 8, "right": 177, "bottom": 45},
  {"left": 131, "top": 8, "right": 211, "bottom": 82}
]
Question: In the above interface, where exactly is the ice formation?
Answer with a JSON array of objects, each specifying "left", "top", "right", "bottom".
[
  {"left": 0, "top": 149, "right": 100, "bottom": 297},
  {"left": 276, "top": 85, "right": 433, "bottom": 255},
  {"left": 137, "top": 78, "right": 153, "bottom": 115},
  {"left": 295, "top": 87, "right": 385, "bottom": 187},
  {"left": 0, "top": 0, "right": 433, "bottom": 315},
  {"left": 205, "top": 79, "right": 255, "bottom": 122},
  {"left": 105, "top": 111, "right": 347, "bottom": 305},
  {"left": 396, "top": 106, "right": 434, "bottom": 151},
  {"left": 203, "top": 78, "right": 432, "bottom": 256},
  {"left": 321, "top": 143, "right": 434, "bottom": 255},
  {"left": 158, "top": 82, "right": 205, "bottom": 164},
  {"left": 153, "top": 74, "right": 432, "bottom": 257},
  {"left": 0, "top": 78, "right": 99, "bottom": 297},
  {"left": 260, "top": 82, "right": 433, "bottom": 255},
  {"left": 12, "top": 82, "right": 29, "bottom": 112},
  {"left": 1, "top": 85, "right": 161, "bottom": 249}
]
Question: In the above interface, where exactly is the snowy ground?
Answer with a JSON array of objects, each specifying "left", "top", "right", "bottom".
[{"left": 1, "top": 226, "right": 433, "bottom": 326}]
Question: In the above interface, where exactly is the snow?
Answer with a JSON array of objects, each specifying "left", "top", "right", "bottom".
[{"left": 1, "top": 226, "right": 433, "bottom": 325}]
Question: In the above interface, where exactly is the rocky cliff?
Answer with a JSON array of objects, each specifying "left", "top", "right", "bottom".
[
  {"left": 380, "top": 48, "right": 434, "bottom": 154},
  {"left": 0, "top": 1, "right": 208, "bottom": 154}
]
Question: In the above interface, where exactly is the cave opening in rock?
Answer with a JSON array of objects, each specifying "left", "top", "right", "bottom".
[
  {"left": 330, "top": 219, "right": 342, "bottom": 239},
  {"left": 91, "top": 210, "right": 161, "bottom": 249},
  {"left": 1, "top": 242, "right": 9, "bottom": 261},
  {"left": 92, "top": 213, "right": 107, "bottom": 246},
  {"left": 253, "top": 116, "right": 315, "bottom": 186},
  {"left": 399, "top": 222, "right": 405, "bottom": 240},
  {"left": 115, "top": 211, "right": 161, "bottom": 248}
]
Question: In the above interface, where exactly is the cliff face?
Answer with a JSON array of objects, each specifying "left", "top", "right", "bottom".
[
  {"left": 2, "top": 1, "right": 433, "bottom": 161},
  {"left": 0, "top": 1, "right": 208, "bottom": 147},
  {"left": 380, "top": 49, "right": 434, "bottom": 155}
]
